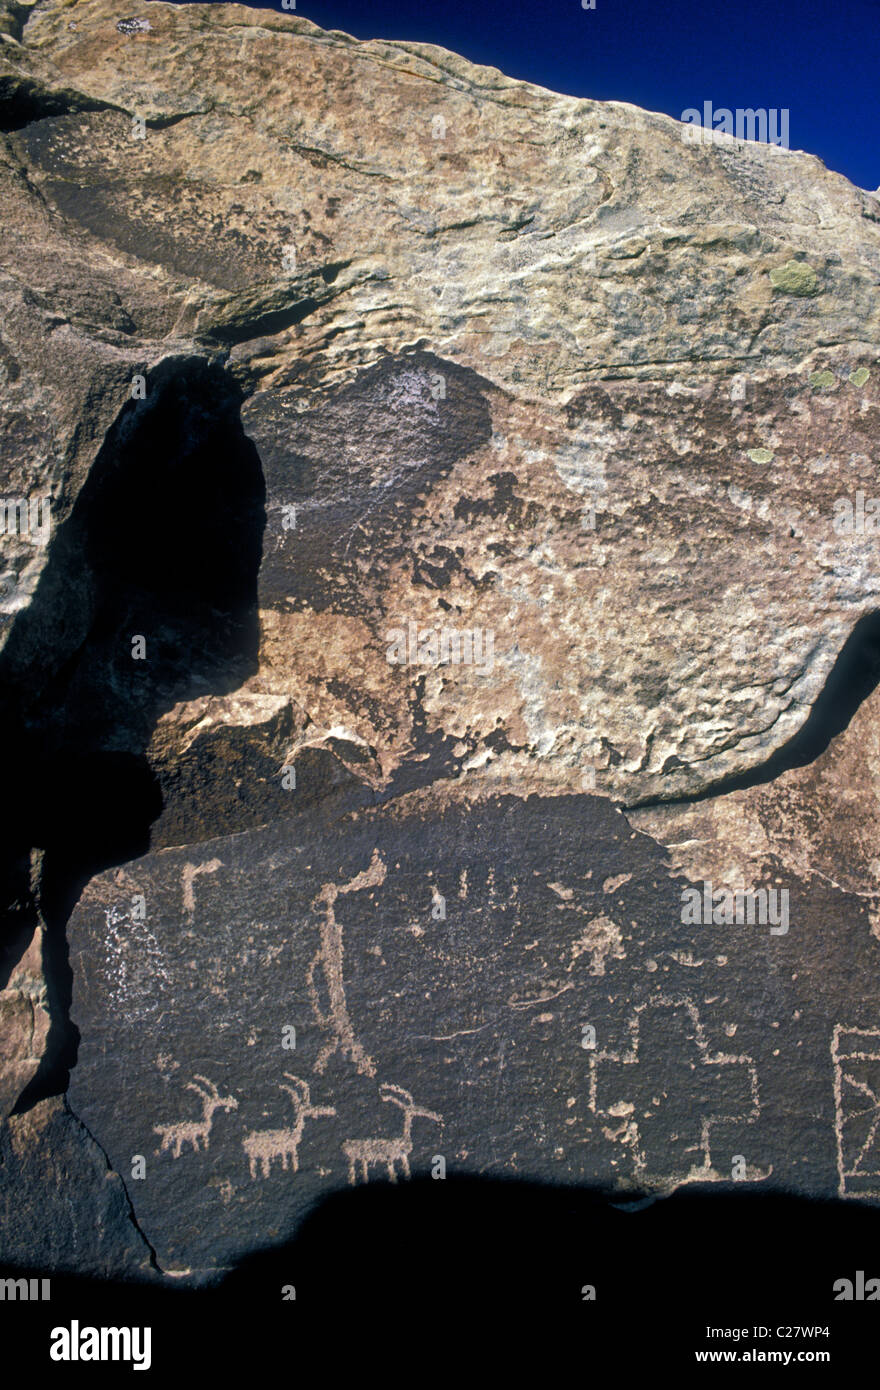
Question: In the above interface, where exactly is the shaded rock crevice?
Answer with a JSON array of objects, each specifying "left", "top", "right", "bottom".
[
  {"left": 0, "top": 77, "right": 123, "bottom": 133},
  {"left": 0, "top": 356, "right": 267, "bottom": 1109},
  {"left": 65, "top": 1096, "right": 164, "bottom": 1278}
]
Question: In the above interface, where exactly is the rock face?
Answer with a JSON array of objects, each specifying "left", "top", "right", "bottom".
[
  {"left": 65, "top": 793, "right": 880, "bottom": 1278},
  {"left": 0, "top": 1096, "right": 154, "bottom": 1277},
  {"left": 1, "top": 0, "right": 879, "bottom": 1282}
]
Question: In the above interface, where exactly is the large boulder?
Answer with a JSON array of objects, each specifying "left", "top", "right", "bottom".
[{"left": 1, "top": 0, "right": 878, "bottom": 1281}]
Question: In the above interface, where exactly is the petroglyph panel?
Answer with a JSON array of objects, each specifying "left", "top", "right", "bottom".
[{"left": 66, "top": 794, "right": 869, "bottom": 1276}]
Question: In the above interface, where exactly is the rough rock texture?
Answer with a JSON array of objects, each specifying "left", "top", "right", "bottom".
[
  {"left": 0, "top": 1095, "right": 156, "bottom": 1276},
  {"left": 0, "top": 927, "right": 48, "bottom": 1115},
  {"left": 1, "top": 0, "right": 879, "bottom": 1282},
  {"left": 630, "top": 682, "right": 880, "bottom": 930},
  {"left": 66, "top": 793, "right": 880, "bottom": 1278},
  {"left": 2, "top": 0, "right": 879, "bottom": 808}
]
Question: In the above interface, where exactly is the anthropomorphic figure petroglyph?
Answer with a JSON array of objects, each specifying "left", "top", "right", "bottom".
[
  {"left": 242, "top": 1074, "right": 336, "bottom": 1179},
  {"left": 307, "top": 849, "right": 386, "bottom": 1077},
  {"left": 154, "top": 1074, "right": 238, "bottom": 1158},
  {"left": 342, "top": 1083, "right": 442, "bottom": 1184}
]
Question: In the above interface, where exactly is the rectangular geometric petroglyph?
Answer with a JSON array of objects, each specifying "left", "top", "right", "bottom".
[{"left": 832, "top": 1026, "right": 880, "bottom": 1199}]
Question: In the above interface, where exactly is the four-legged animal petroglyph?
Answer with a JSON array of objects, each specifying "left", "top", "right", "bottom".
[
  {"left": 154, "top": 1075, "right": 238, "bottom": 1158},
  {"left": 307, "top": 849, "right": 386, "bottom": 1077},
  {"left": 242, "top": 1075, "right": 336, "bottom": 1179},
  {"left": 342, "top": 1083, "right": 442, "bottom": 1185}
]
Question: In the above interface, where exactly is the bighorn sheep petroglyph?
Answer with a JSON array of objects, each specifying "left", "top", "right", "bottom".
[
  {"left": 243, "top": 1074, "right": 336, "bottom": 1179},
  {"left": 342, "top": 1084, "right": 442, "bottom": 1184},
  {"left": 154, "top": 1075, "right": 238, "bottom": 1158}
]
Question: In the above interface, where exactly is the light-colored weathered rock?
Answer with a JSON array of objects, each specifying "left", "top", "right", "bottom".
[
  {"left": 0, "top": 925, "right": 49, "bottom": 1115},
  {"left": 629, "top": 684, "right": 880, "bottom": 933},
  {"left": 0, "top": 0, "right": 877, "bottom": 809}
]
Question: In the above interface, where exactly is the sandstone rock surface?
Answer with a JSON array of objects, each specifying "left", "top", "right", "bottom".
[{"left": 0, "top": 0, "right": 878, "bottom": 1283}]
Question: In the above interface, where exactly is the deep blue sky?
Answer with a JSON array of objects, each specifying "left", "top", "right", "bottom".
[{"left": 177, "top": 0, "right": 879, "bottom": 190}]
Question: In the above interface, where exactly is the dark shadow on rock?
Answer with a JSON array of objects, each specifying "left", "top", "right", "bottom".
[
  {"left": 3, "top": 1182, "right": 878, "bottom": 1372},
  {"left": 219, "top": 1177, "right": 880, "bottom": 1316},
  {"left": 5, "top": 1178, "right": 874, "bottom": 1321},
  {"left": 8, "top": 1178, "right": 878, "bottom": 1306},
  {"left": 0, "top": 359, "right": 266, "bottom": 1107}
]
